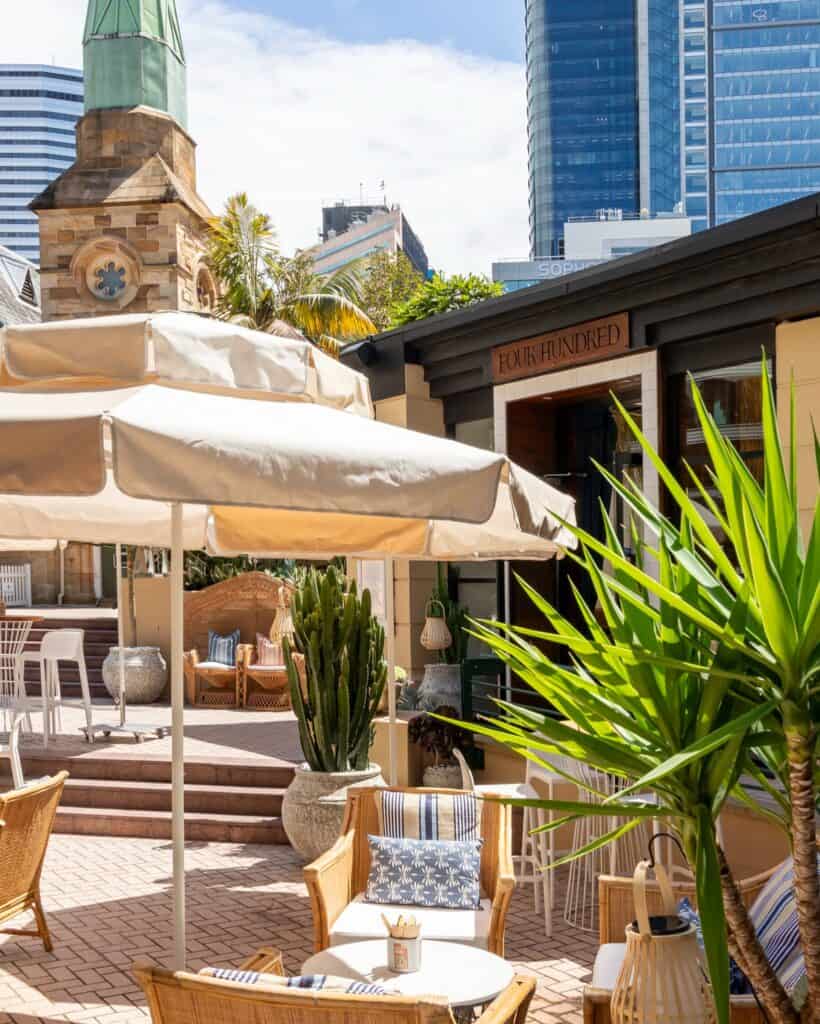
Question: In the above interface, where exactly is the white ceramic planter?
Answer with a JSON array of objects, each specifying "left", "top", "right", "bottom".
[
  {"left": 282, "top": 762, "right": 385, "bottom": 861},
  {"left": 418, "top": 662, "right": 462, "bottom": 713},
  {"left": 422, "top": 762, "right": 463, "bottom": 789},
  {"left": 102, "top": 646, "right": 167, "bottom": 704}
]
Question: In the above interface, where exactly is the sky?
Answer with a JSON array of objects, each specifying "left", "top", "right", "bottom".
[{"left": 1, "top": 0, "right": 530, "bottom": 275}]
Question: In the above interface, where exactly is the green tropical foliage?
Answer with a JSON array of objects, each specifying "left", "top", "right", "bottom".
[
  {"left": 208, "top": 193, "right": 376, "bottom": 352},
  {"left": 184, "top": 553, "right": 295, "bottom": 591},
  {"left": 359, "top": 250, "right": 424, "bottom": 331},
  {"left": 284, "top": 566, "right": 387, "bottom": 772},
  {"left": 454, "top": 362, "right": 818, "bottom": 1024},
  {"left": 390, "top": 272, "right": 503, "bottom": 327}
]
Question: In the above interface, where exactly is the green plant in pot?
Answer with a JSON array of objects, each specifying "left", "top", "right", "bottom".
[
  {"left": 281, "top": 565, "right": 387, "bottom": 861},
  {"left": 447, "top": 361, "right": 818, "bottom": 1024},
  {"left": 409, "top": 707, "right": 470, "bottom": 788}
]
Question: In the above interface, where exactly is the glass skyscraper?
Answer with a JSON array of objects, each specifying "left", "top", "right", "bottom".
[
  {"left": 525, "top": 1, "right": 681, "bottom": 260},
  {"left": 0, "top": 65, "right": 84, "bottom": 263},
  {"left": 683, "top": 1, "right": 820, "bottom": 229}
]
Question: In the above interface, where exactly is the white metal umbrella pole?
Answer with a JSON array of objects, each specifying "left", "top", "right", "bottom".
[
  {"left": 384, "top": 556, "right": 397, "bottom": 787},
  {"left": 170, "top": 502, "right": 186, "bottom": 970},
  {"left": 116, "top": 543, "right": 126, "bottom": 728}
]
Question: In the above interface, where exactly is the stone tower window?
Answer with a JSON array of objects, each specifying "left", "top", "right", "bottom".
[{"left": 195, "top": 265, "right": 217, "bottom": 312}]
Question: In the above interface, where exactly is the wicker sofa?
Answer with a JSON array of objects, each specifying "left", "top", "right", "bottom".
[
  {"left": 582, "top": 868, "right": 781, "bottom": 1024},
  {"left": 135, "top": 947, "right": 535, "bottom": 1024},
  {"left": 304, "top": 786, "right": 515, "bottom": 957}
]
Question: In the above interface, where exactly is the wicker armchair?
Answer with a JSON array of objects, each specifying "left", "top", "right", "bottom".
[
  {"left": 582, "top": 868, "right": 780, "bottom": 1024},
  {"left": 0, "top": 771, "right": 67, "bottom": 952},
  {"left": 304, "top": 787, "right": 515, "bottom": 957},
  {"left": 134, "top": 947, "right": 535, "bottom": 1024}
]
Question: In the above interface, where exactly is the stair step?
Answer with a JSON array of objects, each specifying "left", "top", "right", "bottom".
[
  {"left": 17, "top": 751, "right": 296, "bottom": 789},
  {"left": 52, "top": 805, "right": 288, "bottom": 844},
  {"left": 55, "top": 777, "right": 285, "bottom": 815}
]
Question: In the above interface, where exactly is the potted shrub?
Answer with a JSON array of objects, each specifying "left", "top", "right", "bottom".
[
  {"left": 418, "top": 565, "right": 469, "bottom": 712},
  {"left": 281, "top": 565, "right": 387, "bottom": 861},
  {"left": 408, "top": 706, "right": 469, "bottom": 788}
]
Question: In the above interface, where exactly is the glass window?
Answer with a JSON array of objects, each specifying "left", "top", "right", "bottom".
[
  {"left": 685, "top": 33, "right": 706, "bottom": 51},
  {"left": 686, "top": 194, "right": 708, "bottom": 215},
  {"left": 686, "top": 172, "right": 707, "bottom": 191},
  {"left": 686, "top": 148, "right": 707, "bottom": 166},
  {"left": 686, "top": 124, "right": 707, "bottom": 146},
  {"left": 686, "top": 102, "right": 707, "bottom": 122},
  {"left": 685, "top": 78, "right": 707, "bottom": 98},
  {"left": 691, "top": 217, "right": 710, "bottom": 232},
  {"left": 684, "top": 10, "right": 705, "bottom": 27},
  {"left": 685, "top": 54, "right": 706, "bottom": 75},
  {"left": 671, "top": 361, "right": 767, "bottom": 495}
]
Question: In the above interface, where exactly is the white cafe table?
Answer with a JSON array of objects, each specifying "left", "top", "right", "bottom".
[{"left": 302, "top": 939, "right": 515, "bottom": 1010}]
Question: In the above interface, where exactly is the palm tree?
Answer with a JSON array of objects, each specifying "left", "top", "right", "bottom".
[{"left": 207, "top": 193, "right": 376, "bottom": 353}]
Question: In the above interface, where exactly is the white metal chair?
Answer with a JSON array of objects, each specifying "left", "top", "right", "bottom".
[
  {"left": 0, "top": 710, "right": 24, "bottom": 788},
  {"left": 454, "top": 748, "right": 573, "bottom": 938},
  {"left": 19, "top": 630, "right": 94, "bottom": 746},
  {"left": 0, "top": 618, "right": 33, "bottom": 733}
]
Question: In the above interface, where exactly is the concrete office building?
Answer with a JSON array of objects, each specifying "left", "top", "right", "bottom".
[{"left": 312, "top": 201, "right": 429, "bottom": 277}]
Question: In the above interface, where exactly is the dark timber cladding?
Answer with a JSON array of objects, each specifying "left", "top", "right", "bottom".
[{"left": 341, "top": 194, "right": 820, "bottom": 424}]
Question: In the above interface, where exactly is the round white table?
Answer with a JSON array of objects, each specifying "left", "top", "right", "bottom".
[{"left": 302, "top": 940, "right": 514, "bottom": 1010}]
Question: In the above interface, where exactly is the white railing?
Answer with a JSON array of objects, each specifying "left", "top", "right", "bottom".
[{"left": 0, "top": 564, "right": 32, "bottom": 607}]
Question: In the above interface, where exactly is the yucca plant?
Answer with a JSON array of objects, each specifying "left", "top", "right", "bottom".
[{"left": 456, "top": 360, "right": 818, "bottom": 1024}]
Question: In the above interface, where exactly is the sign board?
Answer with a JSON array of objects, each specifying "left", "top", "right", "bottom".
[{"left": 492, "top": 312, "right": 630, "bottom": 383}]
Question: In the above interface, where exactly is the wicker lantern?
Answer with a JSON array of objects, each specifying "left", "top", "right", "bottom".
[
  {"left": 611, "top": 858, "right": 716, "bottom": 1024},
  {"left": 269, "top": 583, "right": 294, "bottom": 652},
  {"left": 420, "top": 598, "right": 452, "bottom": 652}
]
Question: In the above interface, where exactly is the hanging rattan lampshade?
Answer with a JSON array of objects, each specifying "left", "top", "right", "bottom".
[
  {"left": 420, "top": 598, "right": 452, "bottom": 652},
  {"left": 611, "top": 860, "right": 716, "bottom": 1024},
  {"left": 269, "top": 583, "right": 295, "bottom": 646}
]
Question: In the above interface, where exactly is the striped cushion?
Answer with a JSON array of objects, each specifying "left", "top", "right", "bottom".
[
  {"left": 749, "top": 855, "right": 819, "bottom": 1006},
  {"left": 207, "top": 628, "right": 240, "bottom": 666},
  {"left": 199, "top": 967, "right": 387, "bottom": 995},
  {"left": 377, "top": 790, "right": 479, "bottom": 842}
]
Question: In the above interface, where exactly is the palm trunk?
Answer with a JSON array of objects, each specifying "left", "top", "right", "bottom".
[
  {"left": 718, "top": 846, "right": 799, "bottom": 1024},
  {"left": 785, "top": 715, "right": 820, "bottom": 1022}
]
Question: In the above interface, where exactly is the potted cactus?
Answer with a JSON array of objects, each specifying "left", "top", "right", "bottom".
[{"left": 281, "top": 566, "right": 387, "bottom": 860}]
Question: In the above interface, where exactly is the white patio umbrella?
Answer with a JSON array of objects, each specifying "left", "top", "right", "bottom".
[{"left": 0, "top": 315, "right": 575, "bottom": 971}]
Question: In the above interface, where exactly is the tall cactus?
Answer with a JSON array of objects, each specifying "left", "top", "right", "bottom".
[{"left": 284, "top": 566, "right": 387, "bottom": 772}]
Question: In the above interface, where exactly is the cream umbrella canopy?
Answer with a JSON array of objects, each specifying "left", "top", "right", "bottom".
[{"left": 0, "top": 317, "right": 575, "bottom": 971}]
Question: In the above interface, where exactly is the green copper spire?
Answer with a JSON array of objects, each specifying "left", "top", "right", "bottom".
[{"left": 82, "top": 0, "right": 188, "bottom": 129}]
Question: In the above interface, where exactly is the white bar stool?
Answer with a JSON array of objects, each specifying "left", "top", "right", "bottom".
[
  {"left": 454, "top": 748, "right": 573, "bottom": 937},
  {"left": 0, "top": 709, "right": 25, "bottom": 788},
  {"left": 19, "top": 629, "right": 94, "bottom": 745}
]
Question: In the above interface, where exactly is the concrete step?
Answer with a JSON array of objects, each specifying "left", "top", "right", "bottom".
[
  {"left": 17, "top": 750, "right": 296, "bottom": 789},
  {"left": 52, "top": 805, "right": 288, "bottom": 844},
  {"left": 56, "top": 777, "right": 285, "bottom": 816}
]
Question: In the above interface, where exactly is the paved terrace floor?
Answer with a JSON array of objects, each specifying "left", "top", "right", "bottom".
[
  {"left": 2, "top": 705, "right": 596, "bottom": 1024},
  {"left": 0, "top": 837, "right": 594, "bottom": 1024}
]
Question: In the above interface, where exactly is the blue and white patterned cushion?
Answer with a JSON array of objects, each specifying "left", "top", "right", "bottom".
[
  {"left": 365, "top": 834, "right": 482, "bottom": 910},
  {"left": 199, "top": 968, "right": 387, "bottom": 995},
  {"left": 678, "top": 898, "right": 750, "bottom": 996},
  {"left": 748, "top": 855, "right": 818, "bottom": 1007},
  {"left": 378, "top": 790, "right": 479, "bottom": 842},
  {"left": 207, "top": 628, "right": 240, "bottom": 666}
]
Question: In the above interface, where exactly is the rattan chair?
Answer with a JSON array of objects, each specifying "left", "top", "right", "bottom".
[
  {"left": 134, "top": 947, "right": 536, "bottom": 1024},
  {"left": 0, "top": 771, "right": 67, "bottom": 952},
  {"left": 582, "top": 868, "right": 781, "bottom": 1024},
  {"left": 304, "top": 786, "right": 515, "bottom": 956}
]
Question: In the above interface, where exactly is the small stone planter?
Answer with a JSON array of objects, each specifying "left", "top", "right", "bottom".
[
  {"left": 282, "top": 762, "right": 385, "bottom": 861},
  {"left": 102, "top": 646, "right": 167, "bottom": 705},
  {"left": 423, "top": 762, "right": 463, "bottom": 789}
]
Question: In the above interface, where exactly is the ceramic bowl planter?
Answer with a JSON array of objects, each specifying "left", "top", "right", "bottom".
[
  {"left": 282, "top": 762, "right": 385, "bottom": 861},
  {"left": 418, "top": 662, "right": 462, "bottom": 713},
  {"left": 102, "top": 646, "right": 167, "bottom": 704},
  {"left": 422, "top": 762, "right": 463, "bottom": 789}
]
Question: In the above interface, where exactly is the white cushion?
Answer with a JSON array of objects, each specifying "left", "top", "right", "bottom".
[
  {"left": 474, "top": 782, "right": 538, "bottom": 799},
  {"left": 247, "top": 664, "right": 286, "bottom": 672},
  {"left": 591, "top": 943, "right": 626, "bottom": 989},
  {"left": 330, "top": 893, "right": 492, "bottom": 950},
  {"left": 195, "top": 661, "right": 236, "bottom": 671}
]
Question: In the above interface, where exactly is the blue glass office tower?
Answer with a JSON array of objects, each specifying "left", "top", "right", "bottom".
[
  {"left": 525, "top": 1, "right": 681, "bottom": 260},
  {"left": 0, "top": 66, "right": 84, "bottom": 263},
  {"left": 683, "top": 1, "right": 820, "bottom": 229}
]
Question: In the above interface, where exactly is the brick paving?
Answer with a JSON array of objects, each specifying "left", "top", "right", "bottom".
[{"left": 0, "top": 834, "right": 596, "bottom": 1024}]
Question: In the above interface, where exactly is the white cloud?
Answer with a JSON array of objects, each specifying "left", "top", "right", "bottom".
[{"left": 1, "top": 0, "right": 529, "bottom": 273}]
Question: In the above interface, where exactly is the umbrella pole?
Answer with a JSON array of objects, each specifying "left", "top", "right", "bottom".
[
  {"left": 115, "top": 544, "right": 126, "bottom": 728},
  {"left": 384, "top": 557, "right": 397, "bottom": 786},
  {"left": 170, "top": 503, "right": 186, "bottom": 970}
]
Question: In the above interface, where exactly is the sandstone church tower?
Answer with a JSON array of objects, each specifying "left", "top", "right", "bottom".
[{"left": 32, "top": 0, "right": 217, "bottom": 321}]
